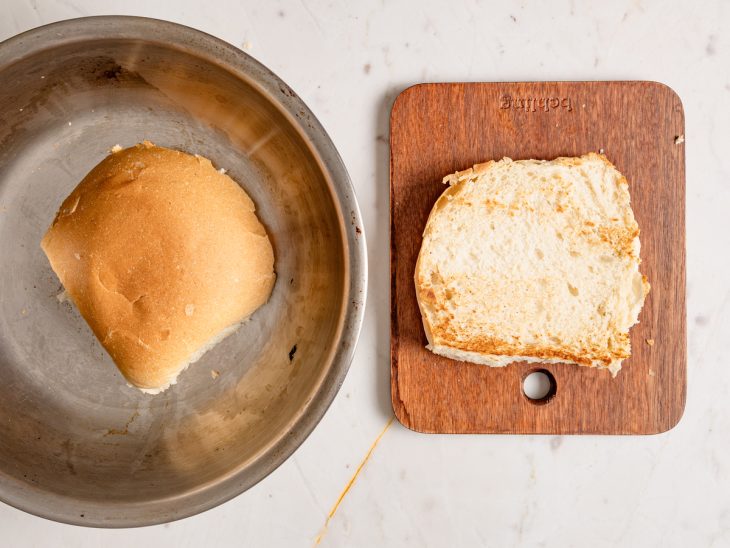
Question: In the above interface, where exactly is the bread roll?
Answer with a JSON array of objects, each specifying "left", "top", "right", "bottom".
[
  {"left": 41, "top": 141, "right": 275, "bottom": 393},
  {"left": 415, "top": 153, "right": 649, "bottom": 375}
]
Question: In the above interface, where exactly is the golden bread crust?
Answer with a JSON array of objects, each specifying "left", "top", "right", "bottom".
[{"left": 41, "top": 142, "right": 275, "bottom": 390}]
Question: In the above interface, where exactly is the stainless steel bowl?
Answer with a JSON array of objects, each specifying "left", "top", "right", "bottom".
[{"left": 0, "top": 16, "right": 366, "bottom": 527}]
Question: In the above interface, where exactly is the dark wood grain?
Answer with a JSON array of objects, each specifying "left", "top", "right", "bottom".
[{"left": 390, "top": 82, "right": 686, "bottom": 434}]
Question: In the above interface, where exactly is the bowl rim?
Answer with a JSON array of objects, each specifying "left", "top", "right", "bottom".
[{"left": 0, "top": 15, "right": 367, "bottom": 528}]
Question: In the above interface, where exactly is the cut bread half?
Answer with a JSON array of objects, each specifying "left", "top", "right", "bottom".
[
  {"left": 42, "top": 142, "right": 275, "bottom": 393},
  {"left": 415, "top": 153, "right": 649, "bottom": 375}
]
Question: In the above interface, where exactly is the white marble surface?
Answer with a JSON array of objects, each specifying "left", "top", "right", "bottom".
[{"left": 1, "top": 1, "right": 729, "bottom": 546}]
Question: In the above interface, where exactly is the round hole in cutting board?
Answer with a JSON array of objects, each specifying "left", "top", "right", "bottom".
[{"left": 522, "top": 369, "right": 557, "bottom": 404}]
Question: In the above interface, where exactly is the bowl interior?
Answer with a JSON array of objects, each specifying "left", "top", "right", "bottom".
[{"left": 0, "top": 23, "right": 348, "bottom": 525}]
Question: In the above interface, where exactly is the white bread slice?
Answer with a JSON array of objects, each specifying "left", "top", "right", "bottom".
[{"left": 415, "top": 153, "right": 649, "bottom": 375}]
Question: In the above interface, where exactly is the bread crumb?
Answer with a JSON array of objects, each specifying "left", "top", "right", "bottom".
[
  {"left": 185, "top": 304, "right": 195, "bottom": 316},
  {"left": 218, "top": 168, "right": 227, "bottom": 175},
  {"left": 242, "top": 40, "right": 252, "bottom": 50},
  {"left": 56, "top": 290, "right": 70, "bottom": 303},
  {"left": 68, "top": 122, "right": 72, "bottom": 126},
  {"left": 21, "top": 308, "right": 28, "bottom": 316},
  {"left": 211, "top": 370, "right": 220, "bottom": 379},
  {"left": 648, "top": 369, "right": 656, "bottom": 377},
  {"left": 74, "top": 252, "right": 81, "bottom": 260},
  {"left": 110, "top": 144, "right": 123, "bottom": 153},
  {"left": 646, "top": 338, "right": 655, "bottom": 346},
  {"left": 675, "top": 134, "right": 685, "bottom": 145},
  {"left": 599, "top": 148, "right": 605, "bottom": 154},
  {"left": 136, "top": 338, "right": 151, "bottom": 350}
]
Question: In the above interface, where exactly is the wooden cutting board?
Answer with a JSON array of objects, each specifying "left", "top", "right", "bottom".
[{"left": 390, "top": 81, "right": 686, "bottom": 434}]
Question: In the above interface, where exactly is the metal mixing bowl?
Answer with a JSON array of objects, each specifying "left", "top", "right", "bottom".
[{"left": 0, "top": 16, "right": 366, "bottom": 527}]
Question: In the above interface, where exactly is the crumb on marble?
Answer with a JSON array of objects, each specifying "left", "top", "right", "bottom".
[
  {"left": 110, "top": 144, "right": 122, "bottom": 153},
  {"left": 211, "top": 370, "right": 220, "bottom": 379}
]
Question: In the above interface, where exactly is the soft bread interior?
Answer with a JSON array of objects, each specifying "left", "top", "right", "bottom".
[{"left": 415, "top": 153, "right": 649, "bottom": 375}]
